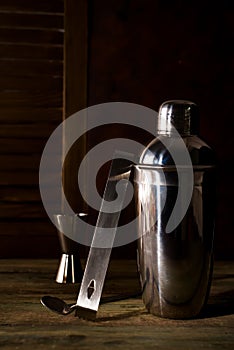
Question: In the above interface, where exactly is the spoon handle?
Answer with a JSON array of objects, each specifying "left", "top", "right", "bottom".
[{"left": 75, "top": 152, "right": 134, "bottom": 320}]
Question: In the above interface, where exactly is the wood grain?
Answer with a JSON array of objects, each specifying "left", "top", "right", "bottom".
[
  {"left": 0, "top": 123, "right": 60, "bottom": 138},
  {"left": 87, "top": 0, "right": 234, "bottom": 259},
  {"left": 0, "top": 59, "right": 63, "bottom": 77},
  {"left": 0, "top": 27, "right": 63, "bottom": 44},
  {"left": 0, "top": 90, "right": 62, "bottom": 108},
  {"left": 0, "top": 108, "right": 62, "bottom": 123},
  {"left": 0, "top": 1, "right": 64, "bottom": 258},
  {"left": 0, "top": 259, "right": 233, "bottom": 349},
  {"left": 62, "top": 0, "right": 88, "bottom": 213},
  {"left": 0, "top": 0, "right": 64, "bottom": 13},
  {"left": 0, "top": 43, "right": 63, "bottom": 60},
  {"left": 0, "top": 75, "right": 63, "bottom": 90},
  {"left": 0, "top": 13, "right": 63, "bottom": 29}
]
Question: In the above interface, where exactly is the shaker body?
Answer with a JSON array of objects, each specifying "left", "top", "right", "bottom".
[{"left": 134, "top": 135, "right": 215, "bottom": 318}]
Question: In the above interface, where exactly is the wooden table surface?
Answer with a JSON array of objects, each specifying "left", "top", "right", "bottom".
[{"left": 0, "top": 259, "right": 233, "bottom": 350}]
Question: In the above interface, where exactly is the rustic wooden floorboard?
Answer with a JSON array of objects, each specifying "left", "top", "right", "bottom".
[{"left": 0, "top": 259, "right": 233, "bottom": 349}]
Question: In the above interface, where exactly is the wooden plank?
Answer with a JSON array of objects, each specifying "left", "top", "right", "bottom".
[
  {"left": 0, "top": 185, "right": 63, "bottom": 202},
  {"left": 0, "top": 236, "right": 60, "bottom": 258},
  {"left": 0, "top": 0, "right": 64, "bottom": 14},
  {"left": 0, "top": 170, "right": 60, "bottom": 186},
  {"left": 0, "top": 75, "right": 62, "bottom": 91},
  {"left": 0, "top": 154, "right": 41, "bottom": 170},
  {"left": 0, "top": 108, "right": 62, "bottom": 123},
  {"left": 0, "top": 138, "right": 47, "bottom": 154},
  {"left": 0, "top": 186, "right": 40, "bottom": 202},
  {"left": 0, "top": 223, "right": 60, "bottom": 259},
  {"left": 63, "top": 0, "right": 88, "bottom": 213},
  {"left": 0, "top": 154, "right": 61, "bottom": 171},
  {"left": 0, "top": 123, "right": 59, "bottom": 139},
  {"left": 0, "top": 13, "right": 64, "bottom": 29},
  {"left": 0, "top": 202, "right": 47, "bottom": 219},
  {"left": 0, "top": 43, "right": 63, "bottom": 60},
  {"left": 0, "top": 90, "right": 62, "bottom": 108},
  {"left": 0, "top": 220, "right": 57, "bottom": 237},
  {"left": 0, "top": 199, "right": 64, "bottom": 219},
  {"left": 0, "top": 28, "right": 63, "bottom": 44},
  {"left": 0, "top": 172, "right": 38, "bottom": 185},
  {"left": 0, "top": 59, "right": 63, "bottom": 77}
]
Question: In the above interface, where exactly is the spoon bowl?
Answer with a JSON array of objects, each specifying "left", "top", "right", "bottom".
[{"left": 41, "top": 295, "right": 77, "bottom": 315}]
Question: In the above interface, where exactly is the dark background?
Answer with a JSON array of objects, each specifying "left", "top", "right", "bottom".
[{"left": 0, "top": 0, "right": 233, "bottom": 259}]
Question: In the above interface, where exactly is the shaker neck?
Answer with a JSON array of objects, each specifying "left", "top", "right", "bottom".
[{"left": 156, "top": 100, "right": 199, "bottom": 136}]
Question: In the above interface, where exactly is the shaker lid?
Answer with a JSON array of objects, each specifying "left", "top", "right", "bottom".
[{"left": 157, "top": 100, "right": 199, "bottom": 135}]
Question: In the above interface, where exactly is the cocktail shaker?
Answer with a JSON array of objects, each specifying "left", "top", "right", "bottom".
[{"left": 134, "top": 100, "right": 216, "bottom": 318}]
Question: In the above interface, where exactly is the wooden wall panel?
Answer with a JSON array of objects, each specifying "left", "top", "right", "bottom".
[
  {"left": 62, "top": 0, "right": 88, "bottom": 213},
  {"left": 3, "top": 0, "right": 231, "bottom": 260},
  {"left": 87, "top": 0, "right": 234, "bottom": 259},
  {"left": 0, "top": 1, "right": 64, "bottom": 258}
]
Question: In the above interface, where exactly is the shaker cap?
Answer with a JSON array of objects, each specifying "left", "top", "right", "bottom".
[{"left": 157, "top": 100, "right": 199, "bottom": 135}]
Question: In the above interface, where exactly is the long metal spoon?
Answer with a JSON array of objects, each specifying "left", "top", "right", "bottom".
[{"left": 41, "top": 292, "right": 141, "bottom": 316}]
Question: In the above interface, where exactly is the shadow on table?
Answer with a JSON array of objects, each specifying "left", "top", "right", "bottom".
[
  {"left": 97, "top": 289, "right": 234, "bottom": 322},
  {"left": 96, "top": 290, "right": 234, "bottom": 322},
  {"left": 201, "top": 289, "right": 234, "bottom": 318}
]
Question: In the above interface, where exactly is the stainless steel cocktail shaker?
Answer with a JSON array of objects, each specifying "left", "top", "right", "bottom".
[{"left": 134, "top": 100, "right": 216, "bottom": 319}]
